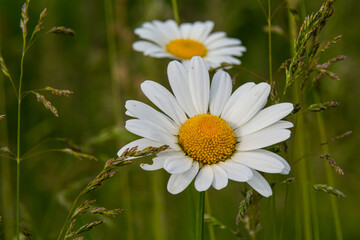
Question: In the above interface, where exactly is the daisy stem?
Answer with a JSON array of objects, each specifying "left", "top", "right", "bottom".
[
  {"left": 195, "top": 191, "right": 205, "bottom": 240},
  {"left": 171, "top": 0, "right": 180, "bottom": 24},
  {"left": 205, "top": 193, "right": 216, "bottom": 240},
  {"left": 267, "top": 0, "right": 273, "bottom": 88},
  {"left": 314, "top": 92, "right": 343, "bottom": 240}
]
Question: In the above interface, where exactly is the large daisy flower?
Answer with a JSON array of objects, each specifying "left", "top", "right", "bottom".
[
  {"left": 132, "top": 20, "right": 246, "bottom": 69},
  {"left": 117, "top": 57, "right": 293, "bottom": 197}
]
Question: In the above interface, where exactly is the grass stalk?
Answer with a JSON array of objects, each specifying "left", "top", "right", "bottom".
[
  {"left": 267, "top": 0, "right": 273, "bottom": 87},
  {"left": 171, "top": 0, "right": 180, "bottom": 24},
  {"left": 196, "top": 191, "right": 205, "bottom": 240},
  {"left": 104, "top": 1, "right": 134, "bottom": 239},
  {"left": 205, "top": 192, "right": 215, "bottom": 240},
  {"left": 314, "top": 92, "right": 343, "bottom": 240}
]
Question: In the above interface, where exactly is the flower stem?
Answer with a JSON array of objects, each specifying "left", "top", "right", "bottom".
[
  {"left": 267, "top": 0, "right": 273, "bottom": 87},
  {"left": 196, "top": 191, "right": 205, "bottom": 240},
  {"left": 314, "top": 92, "right": 343, "bottom": 240},
  {"left": 205, "top": 194, "right": 215, "bottom": 240},
  {"left": 171, "top": 0, "right": 180, "bottom": 24}
]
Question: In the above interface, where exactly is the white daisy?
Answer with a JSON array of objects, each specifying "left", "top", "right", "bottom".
[
  {"left": 132, "top": 20, "right": 246, "bottom": 69},
  {"left": 117, "top": 56, "right": 293, "bottom": 197}
]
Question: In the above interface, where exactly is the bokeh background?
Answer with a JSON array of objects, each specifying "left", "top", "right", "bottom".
[{"left": 0, "top": 0, "right": 359, "bottom": 239}]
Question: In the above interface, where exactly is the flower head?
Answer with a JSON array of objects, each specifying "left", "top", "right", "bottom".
[
  {"left": 118, "top": 57, "right": 293, "bottom": 197},
  {"left": 132, "top": 20, "right": 246, "bottom": 69}
]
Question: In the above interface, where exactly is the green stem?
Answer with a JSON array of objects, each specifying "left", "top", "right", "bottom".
[
  {"left": 171, "top": 0, "right": 180, "bottom": 24},
  {"left": 314, "top": 92, "right": 343, "bottom": 240},
  {"left": 196, "top": 191, "right": 205, "bottom": 240},
  {"left": 205, "top": 193, "right": 215, "bottom": 240},
  {"left": 267, "top": 0, "right": 273, "bottom": 87},
  {"left": 16, "top": 27, "right": 27, "bottom": 240},
  {"left": 57, "top": 194, "right": 81, "bottom": 240}
]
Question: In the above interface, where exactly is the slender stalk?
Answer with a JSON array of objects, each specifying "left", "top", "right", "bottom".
[
  {"left": 57, "top": 194, "right": 81, "bottom": 240},
  {"left": 267, "top": 0, "right": 273, "bottom": 87},
  {"left": 171, "top": 0, "right": 180, "bottom": 24},
  {"left": 314, "top": 92, "right": 343, "bottom": 240},
  {"left": 196, "top": 191, "right": 205, "bottom": 240},
  {"left": 205, "top": 193, "right": 215, "bottom": 240}
]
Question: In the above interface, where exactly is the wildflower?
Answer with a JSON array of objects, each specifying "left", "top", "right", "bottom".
[
  {"left": 132, "top": 20, "right": 246, "bottom": 69},
  {"left": 118, "top": 57, "right": 293, "bottom": 197}
]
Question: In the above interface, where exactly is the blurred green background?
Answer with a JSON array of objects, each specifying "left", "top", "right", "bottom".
[{"left": 0, "top": 0, "right": 359, "bottom": 239}]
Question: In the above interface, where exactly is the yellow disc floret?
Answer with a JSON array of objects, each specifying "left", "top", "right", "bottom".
[
  {"left": 178, "top": 114, "right": 236, "bottom": 165},
  {"left": 166, "top": 39, "right": 207, "bottom": 60}
]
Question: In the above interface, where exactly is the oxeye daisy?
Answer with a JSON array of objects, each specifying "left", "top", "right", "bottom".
[
  {"left": 117, "top": 56, "right": 293, "bottom": 197},
  {"left": 132, "top": 20, "right": 246, "bottom": 69}
]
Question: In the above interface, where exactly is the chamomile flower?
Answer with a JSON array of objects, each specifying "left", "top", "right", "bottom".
[
  {"left": 117, "top": 57, "right": 293, "bottom": 197},
  {"left": 132, "top": 20, "right": 246, "bottom": 69}
]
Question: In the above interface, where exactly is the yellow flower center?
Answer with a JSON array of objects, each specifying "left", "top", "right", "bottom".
[
  {"left": 178, "top": 114, "right": 236, "bottom": 165},
  {"left": 166, "top": 39, "right": 207, "bottom": 60}
]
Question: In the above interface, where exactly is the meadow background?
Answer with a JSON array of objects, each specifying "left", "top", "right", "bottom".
[{"left": 0, "top": 0, "right": 359, "bottom": 239}]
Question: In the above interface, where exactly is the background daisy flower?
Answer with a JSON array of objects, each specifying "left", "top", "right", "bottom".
[
  {"left": 132, "top": 20, "right": 246, "bottom": 69},
  {"left": 118, "top": 56, "right": 293, "bottom": 197}
]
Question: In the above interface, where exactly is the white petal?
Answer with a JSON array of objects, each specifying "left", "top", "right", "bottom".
[
  {"left": 188, "top": 57, "right": 210, "bottom": 114},
  {"left": 218, "top": 160, "right": 253, "bottom": 182},
  {"left": 195, "top": 165, "right": 214, "bottom": 191},
  {"left": 237, "top": 128, "right": 291, "bottom": 151},
  {"left": 257, "top": 149, "right": 291, "bottom": 175},
  {"left": 196, "top": 21, "right": 214, "bottom": 42},
  {"left": 224, "top": 83, "right": 271, "bottom": 129},
  {"left": 134, "top": 27, "right": 166, "bottom": 46},
  {"left": 236, "top": 103, "right": 294, "bottom": 136},
  {"left": 167, "top": 161, "right": 199, "bottom": 194},
  {"left": 205, "top": 56, "right": 241, "bottom": 67},
  {"left": 117, "top": 138, "right": 163, "bottom": 157},
  {"left": 231, "top": 150, "right": 285, "bottom": 173},
  {"left": 152, "top": 20, "right": 174, "bottom": 43},
  {"left": 164, "top": 154, "right": 193, "bottom": 174},
  {"left": 125, "top": 100, "right": 178, "bottom": 135},
  {"left": 209, "top": 46, "right": 247, "bottom": 57},
  {"left": 132, "top": 41, "right": 165, "bottom": 55},
  {"left": 125, "top": 110, "right": 135, "bottom": 117},
  {"left": 209, "top": 70, "right": 232, "bottom": 116},
  {"left": 163, "top": 19, "right": 181, "bottom": 39},
  {"left": 221, "top": 82, "right": 255, "bottom": 119},
  {"left": 204, "top": 32, "right": 226, "bottom": 45},
  {"left": 125, "top": 119, "right": 179, "bottom": 149},
  {"left": 167, "top": 61, "right": 197, "bottom": 117},
  {"left": 180, "top": 23, "right": 192, "bottom": 39},
  {"left": 188, "top": 22, "right": 207, "bottom": 41},
  {"left": 207, "top": 38, "right": 242, "bottom": 50},
  {"left": 140, "top": 156, "right": 166, "bottom": 171},
  {"left": 247, "top": 169, "right": 272, "bottom": 197},
  {"left": 141, "top": 80, "right": 187, "bottom": 124},
  {"left": 211, "top": 164, "right": 228, "bottom": 190}
]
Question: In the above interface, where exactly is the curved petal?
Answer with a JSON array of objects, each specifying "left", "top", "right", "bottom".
[
  {"left": 117, "top": 138, "right": 163, "bottom": 157},
  {"left": 167, "top": 161, "right": 199, "bottom": 194},
  {"left": 179, "top": 23, "right": 192, "bottom": 39},
  {"left": 141, "top": 80, "right": 187, "bottom": 125},
  {"left": 218, "top": 160, "right": 253, "bottom": 182},
  {"left": 237, "top": 128, "right": 291, "bottom": 151},
  {"left": 164, "top": 155, "right": 193, "bottom": 174},
  {"left": 256, "top": 149, "right": 291, "bottom": 175},
  {"left": 167, "top": 61, "right": 197, "bottom": 117},
  {"left": 125, "top": 100, "right": 179, "bottom": 135},
  {"left": 195, "top": 165, "right": 214, "bottom": 191},
  {"left": 236, "top": 103, "right": 294, "bottom": 136},
  {"left": 211, "top": 164, "right": 228, "bottom": 190},
  {"left": 231, "top": 150, "right": 285, "bottom": 173},
  {"left": 207, "top": 38, "right": 242, "bottom": 50},
  {"left": 221, "top": 82, "right": 255, "bottom": 120},
  {"left": 140, "top": 156, "right": 167, "bottom": 171},
  {"left": 225, "top": 83, "right": 271, "bottom": 129},
  {"left": 132, "top": 41, "right": 165, "bottom": 55},
  {"left": 209, "top": 70, "right": 232, "bottom": 116},
  {"left": 204, "top": 32, "right": 226, "bottom": 46},
  {"left": 209, "top": 46, "right": 247, "bottom": 57},
  {"left": 188, "top": 57, "right": 210, "bottom": 114},
  {"left": 125, "top": 119, "right": 179, "bottom": 149},
  {"left": 134, "top": 27, "right": 167, "bottom": 46},
  {"left": 247, "top": 169, "right": 272, "bottom": 197}
]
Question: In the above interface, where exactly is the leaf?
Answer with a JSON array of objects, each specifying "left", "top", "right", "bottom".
[
  {"left": 313, "top": 184, "right": 345, "bottom": 198},
  {"left": 47, "top": 26, "right": 76, "bottom": 37},
  {"left": 31, "top": 91, "right": 59, "bottom": 117}
]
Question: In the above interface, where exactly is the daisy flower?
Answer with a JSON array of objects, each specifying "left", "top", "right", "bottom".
[
  {"left": 132, "top": 20, "right": 246, "bottom": 69},
  {"left": 117, "top": 57, "right": 293, "bottom": 197}
]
